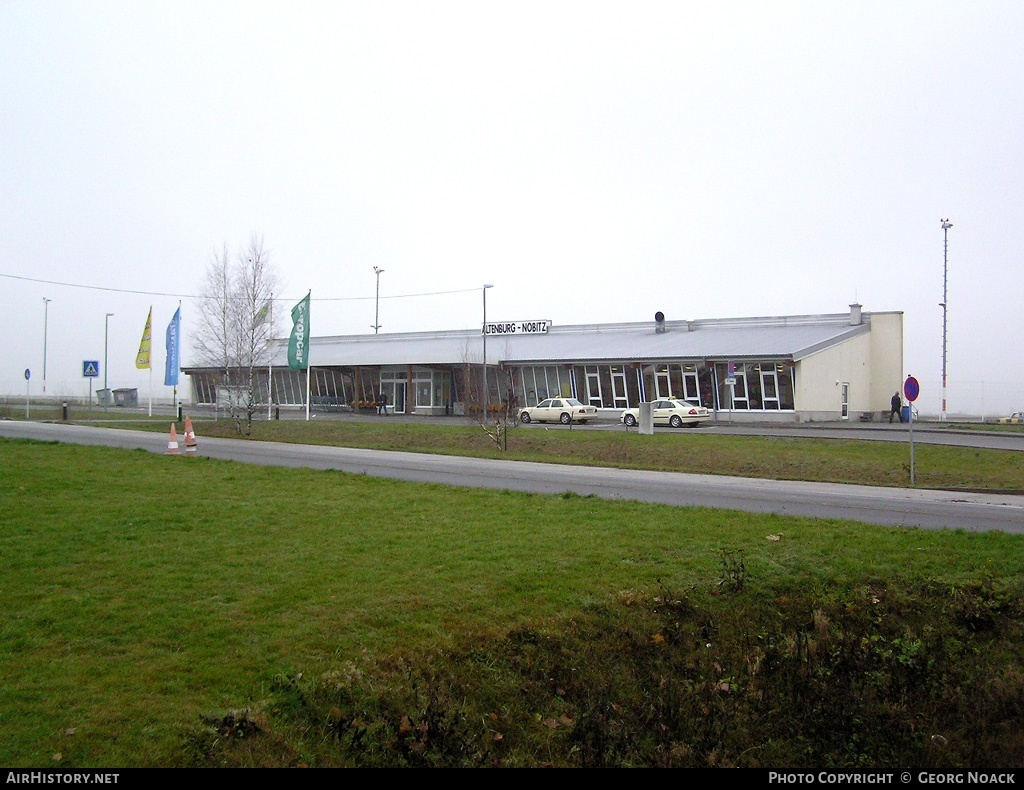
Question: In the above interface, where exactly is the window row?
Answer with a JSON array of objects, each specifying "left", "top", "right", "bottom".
[
  {"left": 511, "top": 362, "right": 795, "bottom": 411},
  {"left": 189, "top": 360, "right": 796, "bottom": 412}
]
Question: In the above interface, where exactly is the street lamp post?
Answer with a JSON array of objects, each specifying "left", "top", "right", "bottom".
[
  {"left": 482, "top": 284, "right": 493, "bottom": 417},
  {"left": 104, "top": 312, "right": 114, "bottom": 408},
  {"left": 940, "top": 219, "right": 952, "bottom": 422},
  {"left": 42, "top": 298, "right": 51, "bottom": 394},
  {"left": 372, "top": 266, "right": 384, "bottom": 333}
]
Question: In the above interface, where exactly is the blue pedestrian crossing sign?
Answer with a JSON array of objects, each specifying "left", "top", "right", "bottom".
[{"left": 83, "top": 360, "right": 100, "bottom": 378}]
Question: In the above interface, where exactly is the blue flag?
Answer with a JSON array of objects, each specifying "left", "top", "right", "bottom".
[{"left": 164, "top": 306, "right": 181, "bottom": 386}]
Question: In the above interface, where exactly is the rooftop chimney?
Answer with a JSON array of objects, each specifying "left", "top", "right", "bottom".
[
  {"left": 850, "top": 303, "right": 863, "bottom": 326},
  {"left": 655, "top": 311, "right": 666, "bottom": 334}
]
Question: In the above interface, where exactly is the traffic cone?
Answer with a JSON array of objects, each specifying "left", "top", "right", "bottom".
[
  {"left": 166, "top": 423, "right": 180, "bottom": 455},
  {"left": 183, "top": 415, "right": 197, "bottom": 456}
]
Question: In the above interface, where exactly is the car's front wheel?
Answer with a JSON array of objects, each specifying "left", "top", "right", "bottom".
[
  {"left": 520, "top": 412, "right": 531, "bottom": 424},
  {"left": 559, "top": 412, "right": 571, "bottom": 425},
  {"left": 670, "top": 414, "right": 683, "bottom": 428},
  {"left": 624, "top": 414, "right": 637, "bottom": 427}
]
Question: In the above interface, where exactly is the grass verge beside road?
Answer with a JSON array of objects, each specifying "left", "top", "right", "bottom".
[
  {"left": 3, "top": 438, "right": 1023, "bottom": 767},
  {"left": 108, "top": 416, "right": 1024, "bottom": 492}
]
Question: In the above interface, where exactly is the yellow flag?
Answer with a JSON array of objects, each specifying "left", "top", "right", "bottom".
[{"left": 135, "top": 307, "right": 152, "bottom": 369}]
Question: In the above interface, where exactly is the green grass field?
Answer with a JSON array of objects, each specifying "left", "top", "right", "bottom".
[
  {"left": 3, "top": 437, "right": 1024, "bottom": 767},
  {"left": 93, "top": 415, "right": 1024, "bottom": 491}
]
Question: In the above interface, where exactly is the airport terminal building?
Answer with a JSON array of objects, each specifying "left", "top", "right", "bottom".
[{"left": 184, "top": 304, "right": 903, "bottom": 423}]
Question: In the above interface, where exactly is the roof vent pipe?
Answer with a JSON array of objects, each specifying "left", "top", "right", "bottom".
[
  {"left": 655, "top": 311, "right": 666, "bottom": 334},
  {"left": 850, "top": 303, "right": 863, "bottom": 326}
]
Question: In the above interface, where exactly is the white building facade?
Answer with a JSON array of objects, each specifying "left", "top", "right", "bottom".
[{"left": 185, "top": 305, "right": 903, "bottom": 423}]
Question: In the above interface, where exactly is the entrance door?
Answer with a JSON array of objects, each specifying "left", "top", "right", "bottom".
[
  {"left": 655, "top": 366, "right": 672, "bottom": 399},
  {"left": 841, "top": 383, "right": 849, "bottom": 420},
  {"left": 682, "top": 368, "right": 700, "bottom": 402},
  {"left": 732, "top": 368, "right": 749, "bottom": 410},
  {"left": 585, "top": 366, "right": 602, "bottom": 407},
  {"left": 760, "top": 367, "right": 780, "bottom": 410},
  {"left": 610, "top": 366, "right": 629, "bottom": 409},
  {"left": 383, "top": 380, "right": 406, "bottom": 413}
]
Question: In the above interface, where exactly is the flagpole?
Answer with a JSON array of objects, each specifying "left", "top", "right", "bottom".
[
  {"left": 174, "top": 300, "right": 180, "bottom": 414},
  {"left": 165, "top": 300, "right": 181, "bottom": 419},
  {"left": 305, "top": 290, "right": 311, "bottom": 421},
  {"left": 136, "top": 307, "right": 155, "bottom": 417},
  {"left": 267, "top": 293, "right": 273, "bottom": 421},
  {"left": 287, "top": 291, "right": 311, "bottom": 421}
]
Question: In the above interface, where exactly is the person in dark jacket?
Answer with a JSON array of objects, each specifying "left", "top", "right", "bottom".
[{"left": 889, "top": 391, "right": 902, "bottom": 423}]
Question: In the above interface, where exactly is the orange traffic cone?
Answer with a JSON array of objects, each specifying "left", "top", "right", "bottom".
[
  {"left": 166, "top": 423, "right": 180, "bottom": 455},
  {"left": 184, "top": 415, "right": 197, "bottom": 456}
]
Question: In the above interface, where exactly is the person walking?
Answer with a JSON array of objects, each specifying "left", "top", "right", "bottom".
[{"left": 889, "top": 391, "right": 902, "bottom": 423}]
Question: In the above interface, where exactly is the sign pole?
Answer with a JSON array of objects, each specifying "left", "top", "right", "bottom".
[
  {"left": 904, "top": 375, "right": 921, "bottom": 485},
  {"left": 25, "top": 369, "right": 31, "bottom": 418},
  {"left": 909, "top": 403, "right": 915, "bottom": 485},
  {"left": 83, "top": 360, "right": 100, "bottom": 422}
]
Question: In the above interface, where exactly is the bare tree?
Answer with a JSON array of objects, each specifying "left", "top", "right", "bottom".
[
  {"left": 236, "top": 236, "right": 279, "bottom": 431},
  {"left": 192, "top": 234, "right": 280, "bottom": 434},
  {"left": 460, "top": 337, "right": 517, "bottom": 451},
  {"left": 192, "top": 243, "right": 239, "bottom": 422}
]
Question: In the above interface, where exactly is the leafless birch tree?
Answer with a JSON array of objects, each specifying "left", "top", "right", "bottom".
[{"left": 192, "top": 234, "right": 279, "bottom": 434}]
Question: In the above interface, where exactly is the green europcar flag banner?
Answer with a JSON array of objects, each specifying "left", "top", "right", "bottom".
[{"left": 287, "top": 292, "right": 310, "bottom": 371}]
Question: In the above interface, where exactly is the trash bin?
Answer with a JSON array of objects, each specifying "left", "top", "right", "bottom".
[
  {"left": 901, "top": 405, "right": 911, "bottom": 423},
  {"left": 96, "top": 388, "right": 113, "bottom": 407},
  {"left": 113, "top": 388, "right": 138, "bottom": 407}
]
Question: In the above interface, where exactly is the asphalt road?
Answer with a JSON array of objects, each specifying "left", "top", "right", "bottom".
[{"left": 3, "top": 420, "right": 1023, "bottom": 534}]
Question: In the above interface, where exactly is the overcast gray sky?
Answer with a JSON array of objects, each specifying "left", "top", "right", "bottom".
[{"left": 2, "top": 1, "right": 1021, "bottom": 415}]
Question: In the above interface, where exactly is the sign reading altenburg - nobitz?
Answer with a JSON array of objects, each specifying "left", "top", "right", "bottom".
[{"left": 483, "top": 320, "right": 551, "bottom": 336}]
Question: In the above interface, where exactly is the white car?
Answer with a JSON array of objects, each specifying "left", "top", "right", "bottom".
[
  {"left": 519, "top": 397, "right": 597, "bottom": 425},
  {"left": 620, "top": 399, "right": 710, "bottom": 429}
]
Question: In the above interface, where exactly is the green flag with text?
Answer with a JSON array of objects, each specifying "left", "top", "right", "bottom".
[{"left": 287, "top": 292, "right": 310, "bottom": 370}]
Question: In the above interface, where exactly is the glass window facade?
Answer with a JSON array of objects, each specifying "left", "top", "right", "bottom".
[
  {"left": 412, "top": 369, "right": 450, "bottom": 410},
  {"left": 639, "top": 363, "right": 714, "bottom": 408},
  {"left": 188, "top": 358, "right": 797, "bottom": 414},
  {"left": 188, "top": 367, "right": 353, "bottom": 408},
  {"left": 714, "top": 362, "right": 795, "bottom": 411},
  {"left": 516, "top": 365, "right": 572, "bottom": 407}
]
